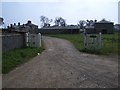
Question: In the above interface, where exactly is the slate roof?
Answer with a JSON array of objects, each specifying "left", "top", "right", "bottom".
[
  {"left": 96, "top": 19, "right": 113, "bottom": 24},
  {"left": 41, "top": 26, "right": 80, "bottom": 29}
]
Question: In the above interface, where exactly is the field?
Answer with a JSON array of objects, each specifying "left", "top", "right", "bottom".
[
  {"left": 2, "top": 46, "right": 45, "bottom": 74},
  {"left": 47, "top": 33, "right": 119, "bottom": 55}
]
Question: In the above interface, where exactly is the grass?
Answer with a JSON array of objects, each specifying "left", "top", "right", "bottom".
[
  {"left": 46, "top": 33, "right": 119, "bottom": 55},
  {"left": 2, "top": 46, "right": 45, "bottom": 74},
  {"left": 2, "top": 33, "right": 119, "bottom": 73}
]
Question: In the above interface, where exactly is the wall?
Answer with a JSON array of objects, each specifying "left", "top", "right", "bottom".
[
  {"left": 95, "top": 23, "right": 113, "bottom": 34},
  {"left": 2, "top": 33, "right": 26, "bottom": 53}
]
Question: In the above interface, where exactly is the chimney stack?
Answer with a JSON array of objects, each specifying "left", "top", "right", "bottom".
[{"left": 18, "top": 22, "right": 20, "bottom": 26}]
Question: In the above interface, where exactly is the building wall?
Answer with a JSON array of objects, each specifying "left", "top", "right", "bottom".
[
  {"left": 86, "top": 28, "right": 95, "bottom": 34},
  {"left": 2, "top": 33, "right": 26, "bottom": 53},
  {"left": 95, "top": 23, "right": 113, "bottom": 34},
  {"left": 29, "top": 25, "right": 38, "bottom": 34}
]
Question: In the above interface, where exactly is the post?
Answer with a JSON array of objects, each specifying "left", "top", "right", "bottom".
[
  {"left": 38, "top": 33, "right": 41, "bottom": 47},
  {"left": 99, "top": 32, "right": 102, "bottom": 48},
  {"left": 96, "top": 35, "right": 99, "bottom": 48},
  {"left": 84, "top": 34, "right": 86, "bottom": 48},
  {"left": 26, "top": 33, "right": 29, "bottom": 47}
]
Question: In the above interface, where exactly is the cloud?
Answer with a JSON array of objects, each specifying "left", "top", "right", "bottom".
[
  {"left": 0, "top": 3, "right": 2, "bottom": 16},
  {"left": 1, "top": 0, "right": 119, "bottom": 2},
  {"left": 1, "top": 0, "right": 60, "bottom": 2},
  {"left": 2, "top": 0, "right": 118, "bottom": 27}
]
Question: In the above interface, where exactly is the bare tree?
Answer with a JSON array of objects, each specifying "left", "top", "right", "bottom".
[
  {"left": 54, "top": 17, "right": 60, "bottom": 26},
  {"left": 0, "top": 17, "right": 4, "bottom": 25},
  {"left": 78, "top": 20, "right": 86, "bottom": 29},
  {"left": 86, "top": 20, "right": 96, "bottom": 26},
  {"left": 54, "top": 17, "right": 66, "bottom": 26},
  {"left": 0, "top": 17, "right": 5, "bottom": 29},
  {"left": 40, "top": 16, "right": 52, "bottom": 27}
]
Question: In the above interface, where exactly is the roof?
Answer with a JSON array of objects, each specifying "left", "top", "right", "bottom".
[
  {"left": 25, "top": 21, "right": 38, "bottom": 27},
  {"left": 114, "top": 24, "right": 120, "bottom": 26},
  {"left": 96, "top": 19, "right": 113, "bottom": 24},
  {"left": 25, "top": 23, "right": 38, "bottom": 27}
]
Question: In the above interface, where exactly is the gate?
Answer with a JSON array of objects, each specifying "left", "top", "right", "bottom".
[
  {"left": 84, "top": 32, "right": 102, "bottom": 49},
  {"left": 26, "top": 33, "right": 41, "bottom": 47}
]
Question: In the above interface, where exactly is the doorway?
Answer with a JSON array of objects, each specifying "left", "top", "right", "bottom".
[{"left": 102, "top": 29, "right": 107, "bottom": 34}]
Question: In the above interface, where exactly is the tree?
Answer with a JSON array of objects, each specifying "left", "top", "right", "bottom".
[
  {"left": 0, "top": 17, "right": 4, "bottom": 25},
  {"left": 78, "top": 20, "right": 86, "bottom": 29},
  {"left": 0, "top": 17, "right": 5, "bottom": 29},
  {"left": 54, "top": 17, "right": 66, "bottom": 26},
  {"left": 86, "top": 20, "right": 96, "bottom": 26},
  {"left": 40, "top": 16, "right": 52, "bottom": 27}
]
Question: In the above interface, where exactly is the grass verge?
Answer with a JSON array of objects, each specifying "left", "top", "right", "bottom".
[
  {"left": 2, "top": 46, "right": 45, "bottom": 74},
  {"left": 46, "top": 33, "right": 119, "bottom": 55}
]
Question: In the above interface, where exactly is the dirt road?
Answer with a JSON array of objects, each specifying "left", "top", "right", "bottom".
[{"left": 3, "top": 36, "right": 118, "bottom": 88}]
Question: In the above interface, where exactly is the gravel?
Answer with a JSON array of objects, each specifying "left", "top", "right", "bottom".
[{"left": 2, "top": 36, "right": 118, "bottom": 88}]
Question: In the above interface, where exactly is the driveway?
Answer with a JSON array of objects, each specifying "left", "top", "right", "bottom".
[{"left": 2, "top": 36, "right": 118, "bottom": 88}]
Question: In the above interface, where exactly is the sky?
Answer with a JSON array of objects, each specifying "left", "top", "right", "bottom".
[
  {"left": 118, "top": 1, "right": 120, "bottom": 24},
  {"left": 0, "top": 0, "right": 120, "bottom": 28}
]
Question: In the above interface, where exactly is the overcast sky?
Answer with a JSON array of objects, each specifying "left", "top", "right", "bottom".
[{"left": 0, "top": 0, "right": 119, "bottom": 27}]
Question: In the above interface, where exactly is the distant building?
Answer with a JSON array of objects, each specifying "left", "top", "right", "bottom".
[
  {"left": 85, "top": 19, "right": 114, "bottom": 34},
  {"left": 95, "top": 19, "right": 114, "bottom": 34},
  {"left": 8, "top": 20, "right": 38, "bottom": 33},
  {"left": 39, "top": 25, "right": 80, "bottom": 34},
  {"left": 25, "top": 20, "right": 38, "bottom": 33},
  {"left": 114, "top": 24, "right": 120, "bottom": 31},
  {"left": 85, "top": 26, "right": 95, "bottom": 34}
]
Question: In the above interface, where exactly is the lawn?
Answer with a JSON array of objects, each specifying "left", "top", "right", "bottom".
[
  {"left": 2, "top": 46, "right": 45, "bottom": 74},
  {"left": 46, "top": 33, "right": 119, "bottom": 55}
]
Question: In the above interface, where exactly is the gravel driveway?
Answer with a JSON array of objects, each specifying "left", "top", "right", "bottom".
[{"left": 3, "top": 36, "right": 118, "bottom": 88}]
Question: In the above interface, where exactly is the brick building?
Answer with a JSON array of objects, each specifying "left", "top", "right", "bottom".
[{"left": 86, "top": 19, "right": 114, "bottom": 34}]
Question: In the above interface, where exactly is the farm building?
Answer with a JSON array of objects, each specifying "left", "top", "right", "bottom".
[
  {"left": 95, "top": 19, "right": 114, "bottom": 34},
  {"left": 114, "top": 24, "right": 120, "bottom": 31},
  {"left": 25, "top": 20, "right": 38, "bottom": 33},
  {"left": 6, "top": 21, "right": 38, "bottom": 33},
  {"left": 85, "top": 26, "right": 95, "bottom": 34},
  {"left": 85, "top": 19, "right": 114, "bottom": 34},
  {"left": 38, "top": 25, "right": 80, "bottom": 34}
]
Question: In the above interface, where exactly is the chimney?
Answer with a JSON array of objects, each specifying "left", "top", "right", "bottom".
[
  {"left": 95, "top": 20, "right": 97, "bottom": 22},
  {"left": 18, "top": 22, "right": 20, "bottom": 26},
  {"left": 10, "top": 24, "right": 13, "bottom": 28},
  {"left": 14, "top": 23, "right": 16, "bottom": 26},
  {"left": 22, "top": 24, "right": 25, "bottom": 27},
  {"left": 27, "top": 20, "right": 31, "bottom": 24},
  {"left": 7, "top": 26, "right": 9, "bottom": 29}
]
